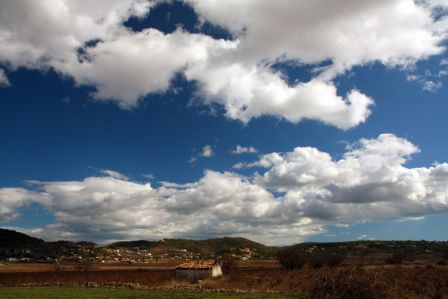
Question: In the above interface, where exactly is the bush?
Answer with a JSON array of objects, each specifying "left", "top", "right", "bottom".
[
  {"left": 386, "top": 253, "right": 405, "bottom": 264},
  {"left": 309, "top": 268, "right": 394, "bottom": 299},
  {"left": 435, "top": 260, "right": 447, "bottom": 266},
  {"left": 326, "top": 254, "right": 345, "bottom": 267},
  {"left": 308, "top": 255, "right": 325, "bottom": 268},
  {"left": 220, "top": 254, "right": 238, "bottom": 274},
  {"left": 442, "top": 251, "right": 448, "bottom": 261},
  {"left": 278, "top": 247, "right": 306, "bottom": 270},
  {"left": 308, "top": 254, "right": 344, "bottom": 268},
  {"left": 75, "top": 261, "right": 93, "bottom": 272},
  {"left": 53, "top": 261, "right": 60, "bottom": 273}
]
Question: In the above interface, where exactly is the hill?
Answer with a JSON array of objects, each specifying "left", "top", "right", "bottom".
[
  {"left": 107, "top": 237, "right": 277, "bottom": 258},
  {"left": 156, "top": 237, "right": 274, "bottom": 256},
  {"left": 2, "top": 228, "right": 448, "bottom": 262},
  {"left": 108, "top": 240, "right": 156, "bottom": 249},
  {"left": 0, "top": 229, "right": 99, "bottom": 260},
  {"left": 0, "top": 228, "right": 44, "bottom": 248},
  {"left": 284, "top": 240, "right": 448, "bottom": 256}
]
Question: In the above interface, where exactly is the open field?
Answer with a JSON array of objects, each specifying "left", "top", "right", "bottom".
[
  {"left": 0, "top": 260, "right": 282, "bottom": 274},
  {"left": 0, "top": 261, "right": 447, "bottom": 298},
  {"left": 0, "top": 262, "right": 180, "bottom": 273},
  {"left": 0, "top": 287, "right": 296, "bottom": 299}
]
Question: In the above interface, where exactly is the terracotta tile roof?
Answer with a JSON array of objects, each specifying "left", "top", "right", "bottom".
[{"left": 176, "top": 260, "right": 217, "bottom": 269}]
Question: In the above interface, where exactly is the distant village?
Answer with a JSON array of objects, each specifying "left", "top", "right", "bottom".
[
  {"left": 56, "top": 245, "right": 257, "bottom": 264},
  {"left": 1, "top": 228, "right": 448, "bottom": 265},
  {"left": 0, "top": 239, "right": 260, "bottom": 264}
]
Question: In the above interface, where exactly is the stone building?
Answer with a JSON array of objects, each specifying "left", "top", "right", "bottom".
[{"left": 175, "top": 260, "right": 222, "bottom": 281}]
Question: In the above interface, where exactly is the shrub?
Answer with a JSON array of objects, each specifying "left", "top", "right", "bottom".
[
  {"left": 53, "top": 261, "right": 60, "bottom": 273},
  {"left": 75, "top": 261, "right": 93, "bottom": 272},
  {"left": 386, "top": 253, "right": 405, "bottom": 264},
  {"left": 309, "top": 268, "right": 394, "bottom": 299},
  {"left": 326, "top": 254, "right": 345, "bottom": 267},
  {"left": 220, "top": 254, "right": 238, "bottom": 274},
  {"left": 278, "top": 247, "right": 306, "bottom": 270},
  {"left": 308, "top": 255, "right": 325, "bottom": 268},
  {"left": 435, "top": 260, "right": 447, "bottom": 266},
  {"left": 442, "top": 251, "right": 448, "bottom": 261}
]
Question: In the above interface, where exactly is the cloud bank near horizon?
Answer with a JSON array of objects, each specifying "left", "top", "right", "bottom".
[
  {"left": 0, "top": 0, "right": 447, "bottom": 129},
  {"left": 1, "top": 134, "right": 448, "bottom": 245}
]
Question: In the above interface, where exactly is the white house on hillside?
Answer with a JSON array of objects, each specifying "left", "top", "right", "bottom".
[{"left": 175, "top": 260, "right": 222, "bottom": 281}]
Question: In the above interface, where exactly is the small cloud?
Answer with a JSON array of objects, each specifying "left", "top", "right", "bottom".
[
  {"left": 62, "top": 96, "right": 71, "bottom": 104},
  {"left": 422, "top": 80, "right": 443, "bottom": 93},
  {"left": 438, "top": 70, "right": 448, "bottom": 77},
  {"left": 406, "top": 56, "right": 448, "bottom": 92},
  {"left": 142, "top": 173, "right": 154, "bottom": 181},
  {"left": 406, "top": 74, "right": 420, "bottom": 81},
  {"left": 232, "top": 161, "right": 261, "bottom": 169},
  {"left": 187, "top": 156, "right": 197, "bottom": 164},
  {"left": 159, "top": 181, "right": 196, "bottom": 189},
  {"left": 337, "top": 140, "right": 354, "bottom": 151},
  {"left": 200, "top": 145, "right": 213, "bottom": 157},
  {"left": 357, "top": 234, "right": 375, "bottom": 241},
  {"left": 0, "top": 69, "right": 11, "bottom": 87},
  {"left": 232, "top": 162, "right": 246, "bottom": 169},
  {"left": 187, "top": 145, "right": 214, "bottom": 164},
  {"left": 232, "top": 145, "right": 258, "bottom": 154},
  {"left": 100, "top": 169, "right": 129, "bottom": 180}
]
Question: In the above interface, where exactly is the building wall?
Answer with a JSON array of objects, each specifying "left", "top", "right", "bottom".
[
  {"left": 175, "top": 269, "right": 212, "bottom": 281},
  {"left": 211, "top": 265, "right": 223, "bottom": 277}
]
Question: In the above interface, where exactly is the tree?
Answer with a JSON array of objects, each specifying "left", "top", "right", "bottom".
[{"left": 220, "top": 253, "right": 238, "bottom": 274}]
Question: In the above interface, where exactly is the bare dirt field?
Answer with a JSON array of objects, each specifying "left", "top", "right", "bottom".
[
  {"left": 0, "top": 261, "right": 179, "bottom": 273},
  {"left": 1, "top": 261, "right": 447, "bottom": 298},
  {"left": 0, "top": 260, "right": 282, "bottom": 274}
]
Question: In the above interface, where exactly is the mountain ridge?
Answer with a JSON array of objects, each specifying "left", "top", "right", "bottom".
[{"left": 2, "top": 228, "right": 448, "bottom": 261}]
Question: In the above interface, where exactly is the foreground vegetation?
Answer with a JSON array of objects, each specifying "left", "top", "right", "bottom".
[
  {"left": 0, "top": 287, "right": 296, "bottom": 299},
  {"left": 2, "top": 229, "right": 448, "bottom": 298},
  {"left": 1, "top": 265, "right": 447, "bottom": 298}
]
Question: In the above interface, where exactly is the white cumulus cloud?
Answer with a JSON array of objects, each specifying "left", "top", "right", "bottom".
[
  {"left": 0, "top": 0, "right": 446, "bottom": 128},
  {"left": 232, "top": 145, "right": 258, "bottom": 154},
  {"left": 2, "top": 134, "right": 448, "bottom": 244},
  {"left": 187, "top": 0, "right": 446, "bottom": 75}
]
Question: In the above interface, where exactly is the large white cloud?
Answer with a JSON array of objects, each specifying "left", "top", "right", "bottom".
[
  {"left": 187, "top": 0, "right": 446, "bottom": 76},
  {"left": 253, "top": 134, "right": 448, "bottom": 224},
  {"left": 2, "top": 134, "right": 448, "bottom": 244},
  {"left": 185, "top": 61, "right": 374, "bottom": 129},
  {"left": 254, "top": 134, "right": 421, "bottom": 191},
  {"left": 63, "top": 28, "right": 228, "bottom": 107},
  {"left": 0, "top": 0, "right": 154, "bottom": 68},
  {"left": 0, "top": 188, "right": 49, "bottom": 222},
  {"left": 0, "top": 0, "right": 446, "bottom": 128}
]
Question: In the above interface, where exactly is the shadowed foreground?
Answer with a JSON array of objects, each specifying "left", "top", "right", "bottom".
[
  {"left": 0, "top": 265, "right": 448, "bottom": 298},
  {"left": 0, "top": 287, "right": 296, "bottom": 299}
]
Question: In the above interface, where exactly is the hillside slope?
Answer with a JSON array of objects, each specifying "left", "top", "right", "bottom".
[
  {"left": 107, "top": 237, "right": 277, "bottom": 258},
  {"left": 0, "top": 228, "right": 44, "bottom": 248}
]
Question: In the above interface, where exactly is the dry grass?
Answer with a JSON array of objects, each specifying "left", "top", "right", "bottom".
[
  {"left": 1, "top": 262, "right": 447, "bottom": 298},
  {"left": 202, "top": 266, "right": 448, "bottom": 298},
  {"left": 0, "top": 269, "right": 176, "bottom": 287}
]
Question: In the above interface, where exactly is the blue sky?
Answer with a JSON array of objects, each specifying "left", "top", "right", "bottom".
[{"left": 0, "top": 0, "right": 448, "bottom": 244}]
